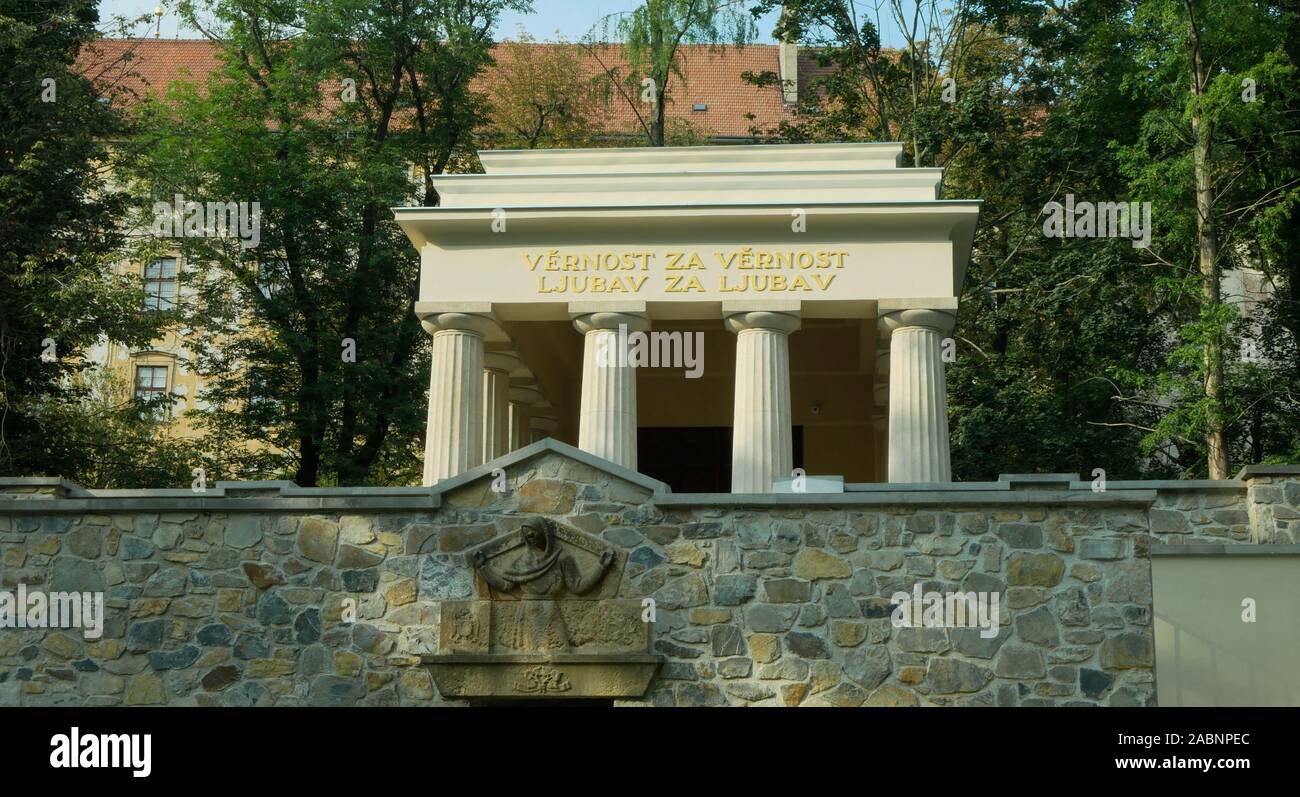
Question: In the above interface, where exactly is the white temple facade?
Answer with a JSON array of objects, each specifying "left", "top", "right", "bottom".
[{"left": 394, "top": 143, "right": 980, "bottom": 492}]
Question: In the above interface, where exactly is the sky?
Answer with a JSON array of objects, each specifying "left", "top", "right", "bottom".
[{"left": 97, "top": 0, "right": 787, "bottom": 43}]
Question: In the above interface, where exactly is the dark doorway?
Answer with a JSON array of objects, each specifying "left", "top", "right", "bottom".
[{"left": 638, "top": 426, "right": 804, "bottom": 493}]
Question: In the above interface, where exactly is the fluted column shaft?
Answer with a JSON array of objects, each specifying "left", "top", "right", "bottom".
[
  {"left": 421, "top": 312, "right": 496, "bottom": 486},
  {"left": 507, "top": 401, "right": 530, "bottom": 452},
  {"left": 881, "top": 309, "right": 955, "bottom": 482},
  {"left": 727, "top": 310, "right": 800, "bottom": 492},
  {"left": 508, "top": 385, "right": 545, "bottom": 451},
  {"left": 573, "top": 312, "right": 649, "bottom": 469},
  {"left": 481, "top": 353, "right": 521, "bottom": 463}
]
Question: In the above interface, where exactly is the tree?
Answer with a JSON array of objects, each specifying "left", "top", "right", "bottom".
[
  {"left": 1118, "top": 0, "right": 1300, "bottom": 477},
  {"left": 747, "top": 1, "right": 1166, "bottom": 478},
  {"left": 586, "top": 0, "right": 756, "bottom": 146},
  {"left": 0, "top": 0, "right": 166, "bottom": 478},
  {"left": 749, "top": 0, "right": 982, "bottom": 167},
  {"left": 23, "top": 365, "right": 197, "bottom": 488},
  {"left": 941, "top": 2, "right": 1171, "bottom": 479},
  {"left": 302, "top": 0, "right": 528, "bottom": 207},
  {"left": 482, "top": 34, "right": 607, "bottom": 149},
  {"left": 751, "top": 0, "right": 1300, "bottom": 479},
  {"left": 119, "top": 0, "right": 525, "bottom": 487}
]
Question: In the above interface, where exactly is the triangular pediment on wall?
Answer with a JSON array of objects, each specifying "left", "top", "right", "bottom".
[{"left": 430, "top": 438, "right": 670, "bottom": 509}]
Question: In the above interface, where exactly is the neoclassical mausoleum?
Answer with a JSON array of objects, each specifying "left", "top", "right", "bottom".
[
  {"left": 394, "top": 142, "right": 979, "bottom": 491},
  {"left": 2, "top": 144, "right": 1297, "bottom": 707}
]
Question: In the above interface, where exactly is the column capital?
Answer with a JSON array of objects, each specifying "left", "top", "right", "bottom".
[
  {"left": 530, "top": 415, "right": 559, "bottom": 434},
  {"left": 724, "top": 310, "right": 801, "bottom": 335},
  {"left": 572, "top": 311, "right": 650, "bottom": 335},
  {"left": 509, "top": 384, "right": 546, "bottom": 405},
  {"left": 879, "top": 308, "right": 956, "bottom": 336},
  {"left": 483, "top": 352, "right": 524, "bottom": 373},
  {"left": 419, "top": 311, "right": 500, "bottom": 339}
]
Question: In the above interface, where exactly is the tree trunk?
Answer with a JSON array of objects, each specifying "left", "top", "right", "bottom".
[
  {"left": 651, "top": 19, "right": 665, "bottom": 146},
  {"left": 653, "top": 79, "right": 666, "bottom": 146},
  {"left": 1188, "top": 7, "right": 1229, "bottom": 479}
]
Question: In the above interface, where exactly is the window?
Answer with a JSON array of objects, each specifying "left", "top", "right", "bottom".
[
  {"left": 134, "top": 365, "right": 169, "bottom": 413},
  {"left": 143, "top": 258, "right": 178, "bottom": 311}
]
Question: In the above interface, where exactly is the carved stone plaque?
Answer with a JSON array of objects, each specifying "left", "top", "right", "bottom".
[{"left": 423, "top": 517, "right": 660, "bottom": 699}]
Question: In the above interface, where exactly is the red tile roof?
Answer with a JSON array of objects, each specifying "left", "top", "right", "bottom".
[
  {"left": 79, "top": 37, "right": 827, "bottom": 140},
  {"left": 78, "top": 38, "right": 225, "bottom": 101}
]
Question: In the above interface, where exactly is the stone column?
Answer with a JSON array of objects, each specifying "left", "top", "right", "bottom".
[
  {"left": 572, "top": 311, "right": 649, "bottom": 469},
  {"left": 481, "top": 352, "right": 522, "bottom": 463},
  {"left": 726, "top": 309, "right": 800, "bottom": 492},
  {"left": 420, "top": 312, "right": 497, "bottom": 486},
  {"left": 508, "top": 384, "right": 545, "bottom": 451},
  {"left": 879, "top": 309, "right": 955, "bottom": 483}
]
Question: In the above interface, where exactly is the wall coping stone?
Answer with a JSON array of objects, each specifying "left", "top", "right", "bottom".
[
  {"left": 1074, "top": 479, "right": 1244, "bottom": 492},
  {"left": 1151, "top": 543, "right": 1300, "bottom": 556},
  {"left": 844, "top": 478, "right": 1242, "bottom": 493},
  {"left": 1237, "top": 464, "right": 1300, "bottom": 478},
  {"left": 0, "top": 485, "right": 1164, "bottom": 511},
  {"left": 846, "top": 480, "right": 1018, "bottom": 492},
  {"left": 998, "top": 473, "right": 1077, "bottom": 488},
  {"left": 654, "top": 489, "right": 1158, "bottom": 507},
  {"left": 0, "top": 476, "right": 95, "bottom": 498},
  {"left": 7, "top": 439, "right": 1292, "bottom": 512},
  {"left": 0, "top": 495, "right": 443, "bottom": 514}
]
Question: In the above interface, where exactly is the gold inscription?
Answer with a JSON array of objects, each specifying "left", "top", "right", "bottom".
[{"left": 522, "top": 248, "right": 849, "bottom": 295}]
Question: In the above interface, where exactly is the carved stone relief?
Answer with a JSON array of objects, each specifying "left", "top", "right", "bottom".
[{"left": 423, "top": 517, "right": 659, "bottom": 699}]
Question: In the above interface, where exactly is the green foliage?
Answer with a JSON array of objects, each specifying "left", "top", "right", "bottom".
[
  {"left": 117, "top": 0, "right": 526, "bottom": 487},
  {"left": 749, "top": 0, "right": 986, "bottom": 167},
  {"left": 481, "top": 35, "right": 609, "bottom": 149},
  {"left": 1114, "top": 0, "right": 1300, "bottom": 475},
  {"left": 589, "top": 0, "right": 756, "bottom": 146},
  {"left": 23, "top": 366, "right": 197, "bottom": 488},
  {"left": 0, "top": 0, "right": 168, "bottom": 479},
  {"left": 7, "top": 0, "right": 1299, "bottom": 488},
  {"left": 759, "top": 0, "right": 1300, "bottom": 478}
]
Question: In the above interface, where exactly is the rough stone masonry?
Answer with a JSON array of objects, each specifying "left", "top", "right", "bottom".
[{"left": 1, "top": 441, "right": 1296, "bottom": 707}]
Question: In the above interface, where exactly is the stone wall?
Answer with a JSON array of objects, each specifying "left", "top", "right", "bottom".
[{"left": 1, "top": 443, "right": 1296, "bottom": 707}]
